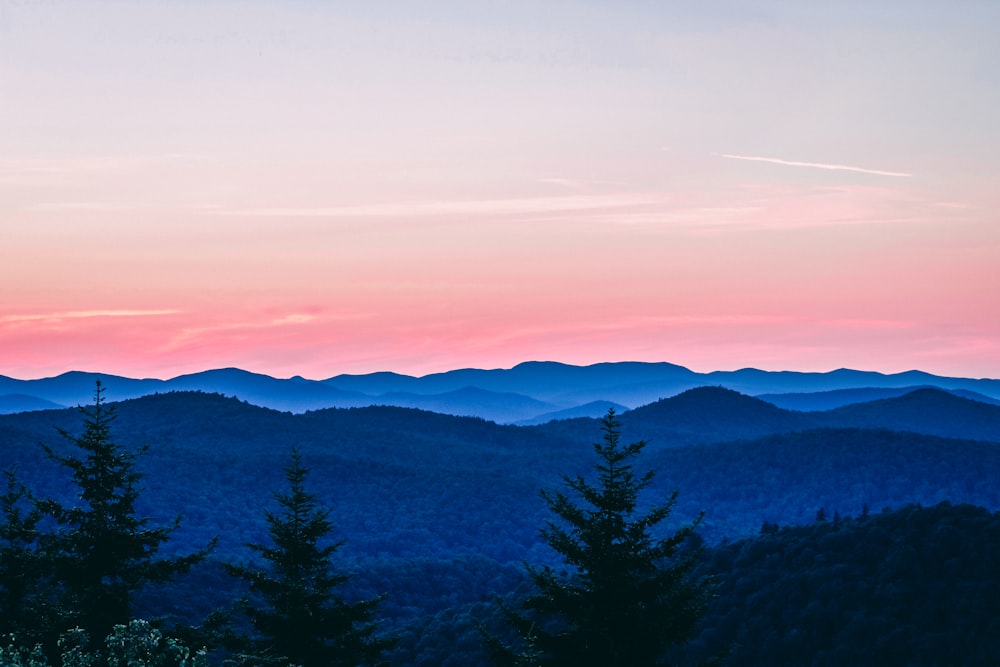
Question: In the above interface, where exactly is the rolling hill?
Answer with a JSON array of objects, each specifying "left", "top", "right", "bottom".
[{"left": 2, "top": 386, "right": 998, "bottom": 558}]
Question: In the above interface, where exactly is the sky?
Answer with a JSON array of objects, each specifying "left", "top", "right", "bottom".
[{"left": 2, "top": 1, "right": 999, "bottom": 380}]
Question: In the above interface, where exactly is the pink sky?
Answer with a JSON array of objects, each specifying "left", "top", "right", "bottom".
[{"left": 2, "top": 2, "right": 999, "bottom": 380}]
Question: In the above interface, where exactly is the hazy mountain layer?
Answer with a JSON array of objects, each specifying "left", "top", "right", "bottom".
[{"left": 3, "top": 361, "right": 999, "bottom": 422}]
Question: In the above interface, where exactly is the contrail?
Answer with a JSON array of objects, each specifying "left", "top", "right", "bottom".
[{"left": 720, "top": 154, "right": 911, "bottom": 178}]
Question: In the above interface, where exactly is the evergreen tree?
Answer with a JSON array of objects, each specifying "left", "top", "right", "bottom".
[
  {"left": 226, "top": 450, "right": 393, "bottom": 667},
  {"left": 0, "top": 469, "right": 56, "bottom": 643},
  {"left": 489, "top": 409, "right": 713, "bottom": 667},
  {"left": 38, "top": 382, "right": 214, "bottom": 641}
]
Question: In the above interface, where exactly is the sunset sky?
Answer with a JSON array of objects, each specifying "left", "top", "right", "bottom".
[{"left": 3, "top": 1, "right": 999, "bottom": 380}]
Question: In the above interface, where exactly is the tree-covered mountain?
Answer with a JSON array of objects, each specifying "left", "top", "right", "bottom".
[
  {"left": 814, "top": 388, "right": 1000, "bottom": 441},
  {"left": 2, "top": 387, "right": 998, "bottom": 559},
  {"left": 757, "top": 385, "right": 1000, "bottom": 411},
  {"left": 531, "top": 385, "right": 1000, "bottom": 447},
  {"left": 0, "top": 394, "right": 64, "bottom": 414},
  {"left": 1, "top": 387, "right": 999, "bottom": 665}
]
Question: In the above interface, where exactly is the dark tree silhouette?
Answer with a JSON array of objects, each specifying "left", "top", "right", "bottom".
[
  {"left": 226, "top": 449, "right": 394, "bottom": 667},
  {"left": 0, "top": 468, "right": 55, "bottom": 642},
  {"left": 38, "top": 381, "right": 214, "bottom": 641},
  {"left": 488, "top": 409, "right": 714, "bottom": 667}
]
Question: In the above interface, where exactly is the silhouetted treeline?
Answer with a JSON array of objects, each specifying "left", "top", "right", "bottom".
[{"left": 679, "top": 501, "right": 1000, "bottom": 666}]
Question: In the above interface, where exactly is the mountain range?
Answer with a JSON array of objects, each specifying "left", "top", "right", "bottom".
[{"left": 2, "top": 361, "right": 999, "bottom": 423}]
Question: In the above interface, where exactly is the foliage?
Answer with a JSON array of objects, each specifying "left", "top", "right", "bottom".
[
  {"left": 226, "top": 449, "right": 393, "bottom": 667},
  {"left": 35, "top": 383, "right": 214, "bottom": 642},
  {"left": 489, "top": 409, "right": 713, "bottom": 667},
  {"left": 0, "top": 620, "right": 208, "bottom": 667},
  {"left": 0, "top": 469, "right": 53, "bottom": 643},
  {"left": 678, "top": 502, "right": 1000, "bottom": 666}
]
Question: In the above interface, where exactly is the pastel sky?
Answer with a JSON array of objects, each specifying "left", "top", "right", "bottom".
[{"left": 3, "top": 1, "right": 999, "bottom": 380}]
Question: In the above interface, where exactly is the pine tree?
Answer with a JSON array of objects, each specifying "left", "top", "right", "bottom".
[
  {"left": 0, "top": 468, "right": 56, "bottom": 642},
  {"left": 38, "top": 381, "right": 214, "bottom": 641},
  {"left": 490, "top": 409, "right": 713, "bottom": 667},
  {"left": 226, "top": 450, "right": 393, "bottom": 667}
]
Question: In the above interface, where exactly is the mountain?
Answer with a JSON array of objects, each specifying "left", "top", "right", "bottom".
[
  {"left": 706, "top": 367, "right": 1000, "bottom": 397},
  {"left": 514, "top": 400, "right": 630, "bottom": 426},
  {"left": 0, "top": 371, "right": 164, "bottom": 407},
  {"left": 3, "top": 361, "right": 999, "bottom": 422},
  {"left": 757, "top": 385, "right": 1000, "bottom": 411},
  {"left": 164, "top": 368, "right": 372, "bottom": 412},
  {"left": 622, "top": 386, "right": 814, "bottom": 444},
  {"left": 532, "top": 385, "right": 1000, "bottom": 448},
  {"left": 324, "top": 360, "right": 700, "bottom": 405},
  {"left": 816, "top": 388, "right": 1000, "bottom": 442},
  {"left": 369, "top": 386, "right": 559, "bottom": 423},
  {"left": 0, "top": 394, "right": 65, "bottom": 414}
]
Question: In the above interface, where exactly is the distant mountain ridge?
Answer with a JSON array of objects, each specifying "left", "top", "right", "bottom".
[
  {"left": 2, "top": 361, "right": 999, "bottom": 423},
  {"left": 757, "top": 385, "right": 1000, "bottom": 411}
]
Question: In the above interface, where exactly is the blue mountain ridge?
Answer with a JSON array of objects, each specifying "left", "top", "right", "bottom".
[
  {"left": 757, "top": 385, "right": 1000, "bottom": 411},
  {"left": 2, "top": 361, "right": 998, "bottom": 422}
]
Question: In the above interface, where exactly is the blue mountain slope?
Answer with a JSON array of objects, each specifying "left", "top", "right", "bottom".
[
  {"left": 622, "top": 387, "right": 815, "bottom": 445},
  {"left": 369, "top": 386, "right": 559, "bottom": 423},
  {"left": 325, "top": 361, "right": 698, "bottom": 404},
  {"left": 532, "top": 385, "right": 1000, "bottom": 448},
  {"left": 758, "top": 386, "right": 1000, "bottom": 411},
  {"left": 0, "top": 394, "right": 66, "bottom": 414},
  {"left": 815, "top": 388, "right": 1000, "bottom": 442},
  {"left": 324, "top": 362, "right": 1000, "bottom": 407},
  {"left": 164, "top": 368, "right": 372, "bottom": 412},
  {"left": 514, "top": 400, "right": 630, "bottom": 426},
  {"left": 0, "top": 371, "right": 165, "bottom": 406}
]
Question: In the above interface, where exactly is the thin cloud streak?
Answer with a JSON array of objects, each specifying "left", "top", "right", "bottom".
[
  {"left": 25, "top": 202, "right": 149, "bottom": 212},
  {"left": 160, "top": 312, "right": 366, "bottom": 351},
  {"left": 720, "top": 154, "right": 912, "bottom": 178},
  {"left": 0, "top": 310, "right": 181, "bottom": 324},
  {"left": 215, "top": 194, "right": 665, "bottom": 218}
]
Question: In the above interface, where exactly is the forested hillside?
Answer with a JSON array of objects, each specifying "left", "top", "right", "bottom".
[
  {"left": 1, "top": 388, "right": 998, "bottom": 665},
  {"left": 680, "top": 502, "right": 1000, "bottom": 666}
]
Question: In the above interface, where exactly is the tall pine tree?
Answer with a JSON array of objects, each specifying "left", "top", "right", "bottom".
[
  {"left": 489, "top": 409, "right": 713, "bottom": 667},
  {"left": 226, "top": 449, "right": 393, "bottom": 667},
  {"left": 39, "top": 381, "right": 214, "bottom": 641}
]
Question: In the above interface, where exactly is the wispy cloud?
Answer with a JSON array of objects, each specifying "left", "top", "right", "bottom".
[
  {"left": 161, "top": 312, "right": 363, "bottom": 350},
  {"left": 719, "top": 154, "right": 912, "bottom": 178},
  {"left": 0, "top": 310, "right": 180, "bottom": 324},
  {"left": 820, "top": 318, "right": 915, "bottom": 330},
  {"left": 215, "top": 194, "right": 664, "bottom": 218},
  {"left": 0, "top": 154, "right": 210, "bottom": 186},
  {"left": 24, "top": 202, "right": 148, "bottom": 213},
  {"left": 270, "top": 313, "right": 319, "bottom": 326},
  {"left": 537, "top": 178, "right": 585, "bottom": 189}
]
